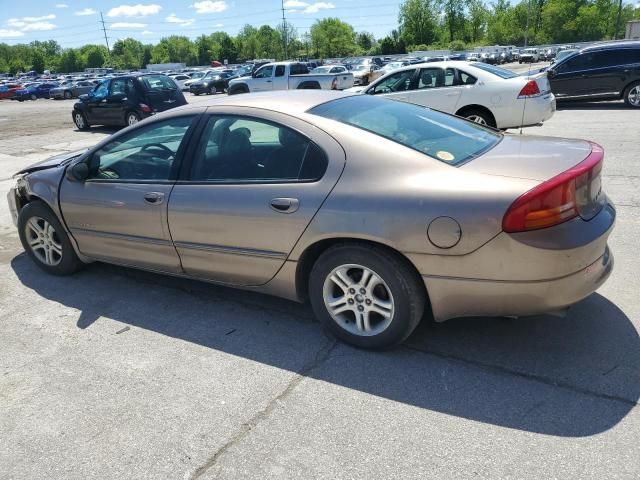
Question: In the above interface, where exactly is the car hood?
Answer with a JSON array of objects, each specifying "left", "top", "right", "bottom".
[
  {"left": 461, "top": 134, "right": 593, "bottom": 181},
  {"left": 14, "top": 149, "right": 86, "bottom": 176},
  {"left": 345, "top": 86, "right": 365, "bottom": 93}
]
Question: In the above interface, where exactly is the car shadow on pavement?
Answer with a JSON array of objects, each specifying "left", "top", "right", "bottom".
[
  {"left": 11, "top": 254, "right": 640, "bottom": 438},
  {"left": 556, "top": 101, "right": 628, "bottom": 111}
]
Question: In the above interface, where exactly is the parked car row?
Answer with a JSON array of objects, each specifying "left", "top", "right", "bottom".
[{"left": 346, "top": 61, "right": 555, "bottom": 129}]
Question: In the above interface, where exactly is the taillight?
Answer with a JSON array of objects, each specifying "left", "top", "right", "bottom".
[
  {"left": 518, "top": 80, "right": 540, "bottom": 98},
  {"left": 502, "top": 143, "right": 604, "bottom": 233},
  {"left": 139, "top": 103, "right": 152, "bottom": 113}
]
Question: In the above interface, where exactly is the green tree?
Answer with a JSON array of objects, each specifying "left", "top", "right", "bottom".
[
  {"left": 398, "top": 0, "right": 439, "bottom": 46},
  {"left": 84, "top": 45, "right": 108, "bottom": 68},
  {"left": 310, "top": 18, "right": 358, "bottom": 58},
  {"left": 58, "top": 49, "right": 81, "bottom": 73},
  {"left": 112, "top": 38, "right": 145, "bottom": 69},
  {"left": 31, "top": 50, "right": 45, "bottom": 73},
  {"left": 356, "top": 32, "right": 375, "bottom": 51},
  {"left": 467, "top": 0, "right": 488, "bottom": 43}
]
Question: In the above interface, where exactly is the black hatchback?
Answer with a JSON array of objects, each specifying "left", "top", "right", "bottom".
[
  {"left": 548, "top": 41, "right": 640, "bottom": 108},
  {"left": 72, "top": 74, "right": 187, "bottom": 130}
]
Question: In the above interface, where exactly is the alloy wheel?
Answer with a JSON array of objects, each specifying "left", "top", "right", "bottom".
[
  {"left": 628, "top": 86, "right": 640, "bottom": 107},
  {"left": 24, "top": 216, "right": 63, "bottom": 266},
  {"left": 127, "top": 114, "right": 139, "bottom": 126},
  {"left": 322, "top": 264, "right": 395, "bottom": 337},
  {"left": 467, "top": 114, "right": 488, "bottom": 125},
  {"left": 74, "top": 112, "right": 85, "bottom": 129}
]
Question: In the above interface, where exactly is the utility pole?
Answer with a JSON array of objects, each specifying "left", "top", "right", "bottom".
[
  {"left": 281, "top": 0, "right": 288, "bottom": 60},
  {"left": 614, "top": 0, "right": 623, "bottom": 40},
  {"left": 100, "top": 12, "right": 110, "bottom": 55},
  {"left": 524, "top": 0, "right": 531, "bottom": 47}
]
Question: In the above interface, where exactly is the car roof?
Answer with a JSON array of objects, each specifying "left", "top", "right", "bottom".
[
  {"left": 191, "top": 90, "right": 357, "bottom": 114},
  {"left": 581, "top": 41, "right": 640, "bottom": 53}
]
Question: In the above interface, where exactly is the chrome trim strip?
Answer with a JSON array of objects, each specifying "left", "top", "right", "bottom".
[
  {"left": 174, "top": 241, "right": 287, "bottom": 259},
  {"left": 70, "top": 227, "right": 172, "bottom": 246}
]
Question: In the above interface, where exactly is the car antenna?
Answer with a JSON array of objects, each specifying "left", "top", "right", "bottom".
[{"left": 519, "top": 59, "right": 534, "bottom": 135}]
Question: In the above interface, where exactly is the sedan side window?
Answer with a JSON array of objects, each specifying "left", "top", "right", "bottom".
[
  {"left": 459, "top": 71, "right": 477, "bottom": 85},
  {"left": 87, "top": 116, "right": 195, "bottom": 182},
  {"left": 370, "top": 70, "right": 415, "bottom": 94},
  {"left": 417, "top": 68, "right": 455, "bottom": 89},
  {"left": 190, "top": 116, "right": 328, "bottom": 183}
]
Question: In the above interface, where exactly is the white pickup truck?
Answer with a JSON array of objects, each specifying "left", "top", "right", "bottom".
[{"left": 227, "top": 61, "right": 354, "bottom": 95}]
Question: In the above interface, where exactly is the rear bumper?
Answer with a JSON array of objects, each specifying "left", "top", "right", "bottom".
[
  {"left": 498, "top": 93, "right": 556, "bottom": 129},
  {"left": 413, "top": 201, "right": 616, "bottom": 321},
  {"left": 423, "top": 246, "right": 613, "bottom": 321}
]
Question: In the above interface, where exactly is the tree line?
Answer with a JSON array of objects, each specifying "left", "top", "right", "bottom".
[{"left": 1, "top": 0, "right": 639, "bottom": 74}]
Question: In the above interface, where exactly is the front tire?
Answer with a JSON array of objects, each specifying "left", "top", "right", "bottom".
[
  {"left": 308, "top": 243, "right": 426, "bottom": 349},
  {"left": 64, "top": 90, "right": 72, "bottom": 99},
  {"left": 623, "top": 81, "right": 640, "bottom": 108},
  {"left": 18, "top": 201, "right": 84, "bottom": 276},
  {"left": 73, "top": 110, "right": 89, "bottom": 130}
]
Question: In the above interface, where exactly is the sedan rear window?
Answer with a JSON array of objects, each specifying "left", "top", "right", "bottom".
[
  {"left": 470, "top": 62, "right": 519, "bottom": 79},
  {"left": 309, "top": 95, "right": 501, "bottom": 166},
  {"left": 141, "top": 75, "right": 178, "bottom": 90}
]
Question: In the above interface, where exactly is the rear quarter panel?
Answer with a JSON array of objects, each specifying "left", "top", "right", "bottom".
[{"left": 289, "top": 116, "right": 536, "bottom": 264}]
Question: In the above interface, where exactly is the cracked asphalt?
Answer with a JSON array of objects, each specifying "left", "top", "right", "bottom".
[{"left": 0, "top": 92, "right": 638, "bottom": 479}]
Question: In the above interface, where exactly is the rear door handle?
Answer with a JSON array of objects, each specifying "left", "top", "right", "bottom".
[
  {"left": 270, "top": 197, "right": 299, "bottom": 213},
  {"left": 144, "top": 192, "right": 164, "bottom": 205}
]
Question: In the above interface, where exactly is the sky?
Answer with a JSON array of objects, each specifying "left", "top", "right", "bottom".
[{"left": 0, "top": 0, "right": 404, "bottom": 47}]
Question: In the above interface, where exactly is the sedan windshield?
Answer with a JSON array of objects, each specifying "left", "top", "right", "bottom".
[{"left": 309, "top": 95, "right": 501, "bottom": 166}]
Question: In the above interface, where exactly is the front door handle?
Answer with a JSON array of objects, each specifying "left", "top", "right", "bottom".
[
  {"left": 144, "top": 192, "right": 164, "bottom": 205},
  {"left": 270, "top": 197, "right": 299, "bottom": 214}
]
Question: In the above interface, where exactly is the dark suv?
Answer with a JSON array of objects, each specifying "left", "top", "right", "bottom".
[
  {"left": 548, "top": 41, "right": 640, "bottom": 107},
  {"left": 72, "top": 74, "right": 187, "bottom": 130}
]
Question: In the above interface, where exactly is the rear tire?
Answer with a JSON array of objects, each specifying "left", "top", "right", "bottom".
[
  {"left": 623, "top": 81, "right": 640, "bottom": 108},
  {"left": 18, "top": 201, "right": 84, "bottom": 276},
  {"left": 30, "top": 94, "right": 37, "bottom": 101},
  {"left": 308, "top": 243, "right": 426, "bottom": 350},
  {"left": 125, "top": 111, "right": 140, "bottom": 126},
  {"left": 459, "top": 108, "right": 496, "bottom": 128}
]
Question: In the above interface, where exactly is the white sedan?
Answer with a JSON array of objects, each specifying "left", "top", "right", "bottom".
[{"left": 345, "top": 61, "right": 556, "bottom": 129}]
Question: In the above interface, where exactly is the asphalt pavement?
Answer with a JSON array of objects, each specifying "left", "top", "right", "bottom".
[{"left": 0, "top": 84, "right": 638, "bottom": 479}]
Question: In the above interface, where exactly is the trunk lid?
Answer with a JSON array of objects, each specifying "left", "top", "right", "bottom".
[{"left": 461, "top": 134, "right": 593, "bottom": 181}]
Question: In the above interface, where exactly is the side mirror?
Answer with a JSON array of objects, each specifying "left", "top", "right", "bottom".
[
  {"left": 67, "top": 161, "right": 89, "bottom": 181},
  {"left": 547, "top": 69, "right": 556, "bottom": 78}
]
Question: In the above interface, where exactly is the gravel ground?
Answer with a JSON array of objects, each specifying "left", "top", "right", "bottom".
[{"left": 0, "top": 81, "right": 638, "bottom": 479}]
